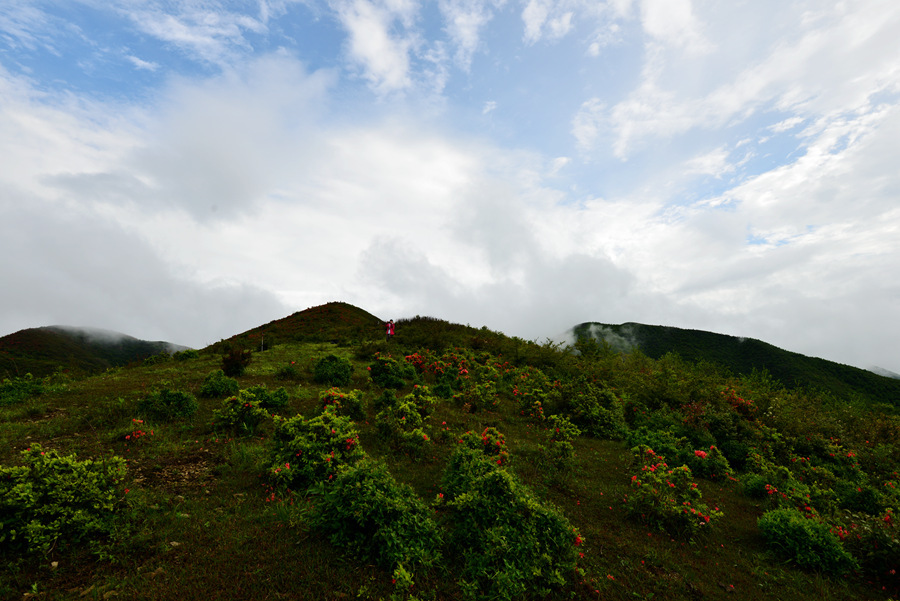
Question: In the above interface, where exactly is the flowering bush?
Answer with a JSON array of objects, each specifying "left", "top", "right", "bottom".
[
  {"left": 453, "top": 380, "right": 498, "bottom": 413},
  {"left": 137, "top": 387, "right": 198, "bottom": 421},
  {"left": 309, "top": 458, "right": 442, "bottom": 577},
  {"left": 687, "top": 445, "right": 733, "bottom": 481},
  {"left": 625, "top": 445, "right": 722, "bottom": 538},
  {"left": 199, "top": 369, "right": 240, "bottom": 398},
  {"left": 375, "top": 387, "right": 436, "bottom": 457},
  {"left": 243, "top": 384, "right": 289, "bottom": 410},
  {"left": 758, "top": 508, "right": 857, "bottom": 574},
  {"left": 320, "top": 387, "right": 365, "bottom": 421},
  {"left": 268, "top": 406, "right": 366, "bottom": 491},
  {"left": 457, "top": 427, "right": 509, "bottom": 467},
  {"left": 442, "top": 444, "right": 581, "bottom": 600},
  {"left": 369, "top": 353, "right": 415, "bottom": 389},
  {"left": 313, "top": 354, "right": 354, "bottom": 387},
  {"left": 0, "top": 444, "right": 127, "bottom": 555},
  {"left": 211, "top": 390, "right": 272, "bottom": 435},
  {"left": 837, "top": 509, "right": 899, "bottom": 580},
  {"left": 539, "top": 414, "right": 581, "bottom": 472}
]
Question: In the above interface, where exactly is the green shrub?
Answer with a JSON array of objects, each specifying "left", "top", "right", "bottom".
[
  {"left": 442, "top": 444, "right": 581, "bottom": 600},
  {"left": 137, "top": 388, "right": 198, "bottom": 421},
  {"left": 320, "top": 388, "right": 365, "bottom": 421},
  {"left": 687, "top": 445, "right": 733, "bottom": 481},
  {"left": 838, "top": 509, "right": 899, "bottom": 579},
  {"left": 758, "top": 508, "right": 858, "bottom": 574},
  {"left": 539, "top": 414, "right": 581, "bottom": 472},
  {"left": 275, "top": 362, "right": 301, "bottom": 381},
  {"left": 453, "top": 380, "right": 498, "bottom": 413},
  {"left": 567, "top": 380, "right": 627, "bottom": 439},
  {"left": 625, "top": 445, "right": 722, "bottom": 539},
  {"left": 199, "top": 369, "right": 240, "bottom": 398},
  {"left": 313, "top": 354, "right": 354, "bottom": 386},
  {"left": 455, "top": 427, "right": 509, "bottom": 468},
  {"left": 268, "top": 406, "right": 366, "bottom": 491},
  {"left": 142, "top": 353, "right": 170, "bottom": 366},
  {"left": 211, "top": 391, "right": 271, "bottom": 435},
  {"left": 222, "top": 346, "right": 252, "bottom": 377},
  {"left": 172, "top": 349, "right": 199, "bottom": 361},
  {"left": 0, "top": 374, "right": 43, "bottom": 406},
  {"left": 368, "top": 353, "right": 414, "bottom": 389},
  {"left": 0, "top": 444, "right": 126, "bottom": 555},
  {"left": 243, "top": 384, "right": 289, "bottom": 410},
  {"left": 309, "top": 459, "right": 442, "bottom": 575},
  {"left": 375, "top": 392, "right": 434, "bottom": 457}
]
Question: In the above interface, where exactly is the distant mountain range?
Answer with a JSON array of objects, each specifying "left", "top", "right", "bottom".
[
  {"left": 572, "top": 322, "right": 900, "bottom": 408},
  {"left": 3, "top": 306, "right": 898, "bottom": 410},
  {"left": 0, "top": 326, "right": 188, "bottom": 379}
]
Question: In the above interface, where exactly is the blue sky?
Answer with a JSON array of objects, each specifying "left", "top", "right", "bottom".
[{"left": 2, "top": 0, "right": 899, "bottom": 374}]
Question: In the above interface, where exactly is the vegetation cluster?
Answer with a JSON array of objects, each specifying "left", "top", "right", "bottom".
[{"left": 1, "top": 303, "right": 898, "bottom": 600}]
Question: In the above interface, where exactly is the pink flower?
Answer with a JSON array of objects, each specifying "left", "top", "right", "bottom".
[{"left": 694, "top": 450, "right": 707, "bottom": 459}]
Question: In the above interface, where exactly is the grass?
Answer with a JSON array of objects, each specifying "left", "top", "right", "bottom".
[{"left": 2, "top": 315, "right": 898, "bottom": 601}]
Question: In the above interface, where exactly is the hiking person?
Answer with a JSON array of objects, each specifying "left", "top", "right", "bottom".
[{"left": 385, "top": 319, "right": 395, "bottom": 341}]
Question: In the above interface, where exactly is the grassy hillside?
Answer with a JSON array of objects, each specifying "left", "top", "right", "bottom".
[
  {"left": 0, "top": 327, "right": 181, "bottom": 380},
  {"left": 2, "top": 303, "right": 898, "bottom": 600},
  {"left": 574, "top": 322, "right": 900, "bottom": 410}
]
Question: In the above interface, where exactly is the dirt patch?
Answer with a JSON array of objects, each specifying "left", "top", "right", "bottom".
[{"left": 132, "top": 449, "right": 217, "bottom": 493}]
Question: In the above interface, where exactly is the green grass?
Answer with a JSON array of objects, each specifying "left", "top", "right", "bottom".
[{"left": 2, "top": 311, "right": 898, "bottom": 601}]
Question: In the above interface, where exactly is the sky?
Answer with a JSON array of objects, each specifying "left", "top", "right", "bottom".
[{"left": 1, "top": 1, "right": 899, "bottom": 374}]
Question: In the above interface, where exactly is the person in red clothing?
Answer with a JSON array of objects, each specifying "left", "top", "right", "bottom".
[{"left": 385, "top": 319, "right": 395, "bottom": 341}]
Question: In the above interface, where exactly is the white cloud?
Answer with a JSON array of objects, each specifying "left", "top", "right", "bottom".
[
  {"left": 112, "top": 2, "right": 268, "bottom": 67},
  {"left": 438, "top": 0, "right": 504, "bottom": 69},
  {"left": 639, "top": 0, "right": 710, "bottom": 55},
  {"left": 331, "top": 0, "right": 420, "bottom": 93},
  {"left": 126, "top": 54, "right": 160, "bottom": 71}
]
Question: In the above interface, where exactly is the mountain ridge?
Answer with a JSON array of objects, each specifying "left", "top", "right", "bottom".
[
  {"left": 0, "top": 325, "right": 188, "bottom": 379},
  {"left": 572, "top": 321, "right": 900, "bottom": 408}
]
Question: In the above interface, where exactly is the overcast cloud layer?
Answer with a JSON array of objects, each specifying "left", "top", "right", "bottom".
[{"left": 1, "top": 0, "right": 898, "bottom": 373}]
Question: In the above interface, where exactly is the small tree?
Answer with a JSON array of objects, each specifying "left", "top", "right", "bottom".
[{"left": 222, "top": 345, "right": 252, "bottom": 377}]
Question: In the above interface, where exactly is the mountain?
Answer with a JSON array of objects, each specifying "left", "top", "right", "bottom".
[
  {"left": 206, "top": 301, "right": 385, "bottom": 351},
  {"left": 0, "top": 326, "right": 188, "bottom": 379},
  {"left": 572, "top": 322, "right": 900, "bottom": 408}
]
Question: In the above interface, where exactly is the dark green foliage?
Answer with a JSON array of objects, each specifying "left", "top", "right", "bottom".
[
  {"left": 442, "top": 443, "right": 580, "bottom": 600},
  {"left": 199, "top": 369, "right": 240, "bottom": 398},
  {"left": 564, "top": 378, "right": 627, "bottom": 439},
  {"left": 368, "top": 353, "right": 414, "bottom": 389},
  {"left": 137, "top": 388, "right": 199, "bottom": 421},
  {"left": 142, "top": 353, "right": 171, "bottom": 366},
  {"left": 274, "top": 362, "right": 301, "bottom": 381},
  {"left": 625, "top": 445, "right": 723, "bottom": 538},
  {"left": 173, "top": 349, "right": 199, "bottom": 361},
  {"left": 243, "top": 384, "right": 289, "bottom": 410},
  {"left": 268, "top": 406, "right": 366, "bottom": 491},
  {"left": 211, "top": 391, "right": 271, "bottom": 435},
  {"left": 309, "top": 458, "right": 442, "bottom": 572},
  {"left": 222, "top": 345, "right": 252, "bottom": 377},
  {"left": 313, "top": 354, "right": 353, "bottom": 386},
  {"left": 320, "top": 388, "right": 365, "bottom": 421},
  {"left": 375, "top": 387, "right": 436, "bottom": 456},
  {"left": 758, "top": 508, "right": 858, "bottom": 574},
  {"left": 0, "top": 326, "right": 181, "bottom": 378},
  {"left": 0, "top": 374, "right": 43, "bottom": 406},
  {"left": 574, "top": 321, "right": 900, "bottom": 408},
  {"left": 0, "top": 445, "right": 126, "bottom": 555}
]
